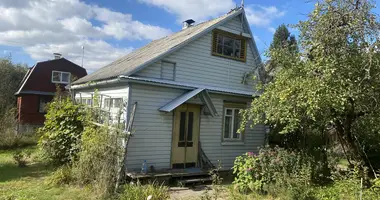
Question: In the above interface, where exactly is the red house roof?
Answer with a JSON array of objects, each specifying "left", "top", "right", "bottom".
[{"left": 15, "top": 58, "right": 87, "bottom": 95}]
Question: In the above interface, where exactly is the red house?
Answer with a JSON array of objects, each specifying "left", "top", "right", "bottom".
[{"left": 15, "top": 57, "right": 87, "bottom": 132}]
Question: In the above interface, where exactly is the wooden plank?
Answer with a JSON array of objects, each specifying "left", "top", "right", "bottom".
[{"left": 178, "top": 177, "right": 213, "bottom": 184}]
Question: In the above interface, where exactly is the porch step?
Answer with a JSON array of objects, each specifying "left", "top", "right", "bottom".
[{"left": 178, "top": 176, "right": 213, "bottom": 185}]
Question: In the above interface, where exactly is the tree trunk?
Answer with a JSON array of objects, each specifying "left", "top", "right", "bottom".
[{"left": 335, "top": 118, "right": 374, "bottom": 178}]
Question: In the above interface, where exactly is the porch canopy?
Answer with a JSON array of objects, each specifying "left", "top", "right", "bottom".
[{"left": 158, "top": 88, "right": 218, "bottom": 116}]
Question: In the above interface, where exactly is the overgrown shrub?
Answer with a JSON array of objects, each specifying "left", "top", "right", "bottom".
[
  {"left": 13, "top": 150, "right": 31, "bottom": 167},
  {"left": 119, "top": 182, "right": 169, "bottom": 200},
  {"left": 1, "top": 108, "right": 20, "bottom": 149},
  {"left": 233, "top": 146, "right": 313, "bottom": 194},
  {"left": 312, "top": 176, "right": 380, "bottom": 200},
  {"left": 38, "top": 97, "right": 87, "bottom": 165},
  {"left": 46, "top": 165, "right": 73, "bottom": 186},
  {"left": 73, "top": 124, "right": 123, "bottom": 196}
]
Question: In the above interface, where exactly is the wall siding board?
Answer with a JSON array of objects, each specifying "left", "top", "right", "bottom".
[
  {"left": 126, "top": 83, "right": 265, "bottom": 171},
  {"left": 131, "top": 15, "right": 258, "bottom": 93}
]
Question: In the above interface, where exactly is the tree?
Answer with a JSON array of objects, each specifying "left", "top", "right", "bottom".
[
  {"left": 264, "top": 24, "right": 298, "bottom": 83},
  {"left": 269, "top": 24, "right": 298, "bottom": 53},
  {"left": 0, "top": 58, "right": 28, "bottom": 115},
  {"left": 243, "top": 0, "right": 380, "bottom": 175}
]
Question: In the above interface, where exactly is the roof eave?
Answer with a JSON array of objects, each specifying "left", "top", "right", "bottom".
[
  {"left": 70, "top": 77, "right": 126, "bottom": 90},
  {"left": 121, "top": 76, "right": 258, "bottom": 97}
]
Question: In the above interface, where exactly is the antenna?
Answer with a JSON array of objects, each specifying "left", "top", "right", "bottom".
[
  {"left": 241, "top": 0, "right": 244, "bottom": 7},
  {"left": 81, "top": 45, "right": 84, "bottom": 68}
]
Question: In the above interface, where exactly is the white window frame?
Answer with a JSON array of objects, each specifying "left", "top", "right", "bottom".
[
  {"left": 51, "top": 71, "right": 71, "bottom": 84},
  {"left": 222, "top": 107, "right": 243, "bottom": 141},
  {"left": 103, "top": 98, "right": 123, "bottom": 109}
]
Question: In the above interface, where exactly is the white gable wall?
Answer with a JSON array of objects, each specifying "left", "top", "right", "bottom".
[
  {"left": 222, "top": 15, "right": 250, "bottom": 33},
  {"left": 133, "top": 14, "right": 258, "bottom": 93}
]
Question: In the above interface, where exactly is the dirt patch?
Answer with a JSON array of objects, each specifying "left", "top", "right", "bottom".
[{"left": 170, "top": 185, "right": 212, "bottom": 200}]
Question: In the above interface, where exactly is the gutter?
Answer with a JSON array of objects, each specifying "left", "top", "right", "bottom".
[{"left": 69, "top": 77, "right": 126, "bottom": 90}]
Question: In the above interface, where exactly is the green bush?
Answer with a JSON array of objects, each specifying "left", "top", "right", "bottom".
[
  {"left": 232, "top": 146, "right": 313, "bottom": 193},
  {"left": 73, "top": 124, "right": 123, "bottom": 196},
  {"left": 46, "top": 165, "right": 73, "bottom": 186},
  {"left": 119, "top": 182, "right": 169, "bottom": 200},
  {"left": 38, "top": 97, "right": 87, "bottom": 165},
  {"left": 312, "top": 177, "right": 380, "bottom": 200}
]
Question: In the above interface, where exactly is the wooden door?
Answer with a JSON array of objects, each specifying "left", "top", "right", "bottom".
[{"left": 171, "top": 104, "right": 200, "bottom": 169}]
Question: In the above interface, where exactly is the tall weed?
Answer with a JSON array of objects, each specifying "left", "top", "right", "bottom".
[
  {"left": 73, "top": 124, "right": 123, "bottom": 197},
  {"left": 0, "top": 108, "right": 36, "bottom": 149},
  {"left": 232, "top": 146, "right": 313, "bottom": 193}
]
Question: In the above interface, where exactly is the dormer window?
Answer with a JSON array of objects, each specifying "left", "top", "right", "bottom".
[
  {"left": 52, "top": 71, "right": 71, "bottom": 84},
  {"left": 212, "top": 30, "right": 246, "bottom": 62}
]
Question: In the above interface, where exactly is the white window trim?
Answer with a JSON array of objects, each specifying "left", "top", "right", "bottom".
[
  {"left": 51, "top": 70, "right": 71, "bottom": 84},
  {"left": 104, "top": 98, "right": 123, "bottom": 109},
  {"left": 222, "top": 107, "right": 243, "bottom": 142}
]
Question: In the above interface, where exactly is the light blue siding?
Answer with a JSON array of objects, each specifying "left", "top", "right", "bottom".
[
  {"left": 126, "top": 83, "right": 265, "bottom": 171},
  {"left": 132, "top": 15, "right": 258, "bottom": 93}
]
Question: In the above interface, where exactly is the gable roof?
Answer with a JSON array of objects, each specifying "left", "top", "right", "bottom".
[
  {"left": 73, "top": 8, "right": 246, "bottom": 85},
  {"left": 15, "top": 58, "right": 87, "bottom": 95}
]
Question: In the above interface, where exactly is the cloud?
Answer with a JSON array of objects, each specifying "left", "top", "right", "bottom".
[
  {"left": 139, "top": 0, "right": 236, "bottom": 22},
  {"left": 24, "top": 40, "right": 133, "bottom": 72},
  {"left": 0, "top": 0, "right": 172, "bottom": 70},
  {"left": 268, "top": 27, "right": 276, "bottom": 33},
  {"left": 138, "top": 0, "right": 285, "bottom": 33},
  {"left": 245, "top": 5, "right": 286, "bottom": 27}
]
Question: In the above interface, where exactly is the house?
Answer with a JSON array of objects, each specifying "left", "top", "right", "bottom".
[
  {"left": 15, "top": 56, "right": 87, "bottom": 132},
  {"left": 70, "top": 7, "right": 266, "bottom": 172}
]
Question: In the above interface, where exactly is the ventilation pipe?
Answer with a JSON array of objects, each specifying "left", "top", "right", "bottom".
[
  {"left": 53, "top": 53, "right": 62, "bottom": 59},
  {"left": 182, "top": 19, "right": 195, "bottom": 29}
]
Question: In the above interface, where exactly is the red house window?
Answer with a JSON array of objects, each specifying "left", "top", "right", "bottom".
[{"left": 52, "top": 71, "right": 71, "bottom": 84}]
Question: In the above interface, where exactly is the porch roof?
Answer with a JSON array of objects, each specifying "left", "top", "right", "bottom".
[{"left": 158, "top": 88, "right": 218, "bottom": 116}]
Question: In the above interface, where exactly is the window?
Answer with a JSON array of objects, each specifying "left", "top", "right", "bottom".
[
  {"left": 223, "top": 103, "right": 246, "bottom": 141},
  {"left": 52, "top": 71, "right": 71, "bottom": 84},
  {"left": 39, "top": 96, "right": 52, "bottom": 113},
  {"left": 104, "top": 98, "right": 123, "bottom": 109},
  {"left": 80, "top": 98, "right": 92, "bottom": 106},
  {"left": 212, "top": 30, "right": 246, "bottom": 62},
  {"left": 178, "top": 111, "right": 194, "bottom": 147},
  {"left": 161, "top": 61, "right": 175, "bottom": 80}
]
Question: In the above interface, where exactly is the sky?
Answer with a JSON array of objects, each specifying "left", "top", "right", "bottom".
[{"left": 0, "top": 0, "right": 379, "bottom": 73}]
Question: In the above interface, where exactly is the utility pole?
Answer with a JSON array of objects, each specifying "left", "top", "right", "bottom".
[{"left": 81, "top": 45, "right": 84, "bottom": 68}]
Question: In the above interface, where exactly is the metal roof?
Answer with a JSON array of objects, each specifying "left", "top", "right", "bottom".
[
  {"left": 158, "top": 88, "right": 218, "bottom": 116},
  {"left": 73, "top": 8, "right": 244, "bottom": 85},
  {"left": 159, "top": 88, "right": 204, "bottom": 112},
  {"left": 15, "top": 58, "right": 86, "bottom": 95}
]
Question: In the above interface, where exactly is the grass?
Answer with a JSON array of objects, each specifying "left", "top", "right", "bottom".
[{"left": 0, "top": 146, "right": 100, "bottom": 200}]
